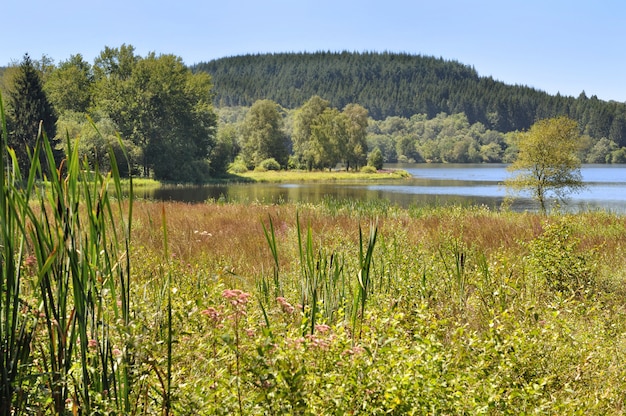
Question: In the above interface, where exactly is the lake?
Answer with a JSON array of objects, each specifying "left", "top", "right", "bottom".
[{"left": 136, "top": 164, "right": 626, "bottom": 213}]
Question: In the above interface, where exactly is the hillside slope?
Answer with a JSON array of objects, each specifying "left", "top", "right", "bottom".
[{"left": 194, "top": 51, "right": 626, "bottom": 143}]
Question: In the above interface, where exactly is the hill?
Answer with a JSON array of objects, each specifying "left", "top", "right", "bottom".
[{"left": 193, "top": 51, "right": 626, "bottom": 144}]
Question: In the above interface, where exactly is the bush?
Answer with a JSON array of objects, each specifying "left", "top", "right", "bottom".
[
  {"left": 526, "top": 217, "right": 597, "bottom": 296},
  {"left": 259, "top": 158, "right": 281, "bottom": 171},
  {"left": 228, "top": 157, "right": 249, "bottom": 174},
  {"left": 368, "top": 147, "right": 384, "bottom": 170},
  {"left": 360, "top": 165, "right": 377, "bottom": 173}
]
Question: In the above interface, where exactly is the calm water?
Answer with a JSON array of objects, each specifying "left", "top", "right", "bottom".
[{"left": 136, "top": 164, "right": 626, "bottom": 213}]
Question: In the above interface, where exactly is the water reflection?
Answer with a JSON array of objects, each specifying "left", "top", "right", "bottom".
[{"left": 134, "top": 164, "right": 626, "bottom": 213}]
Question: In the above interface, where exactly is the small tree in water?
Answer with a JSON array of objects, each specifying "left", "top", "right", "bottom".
[{"left": 505, "top": 116, "right": 585, "bottom": 213}]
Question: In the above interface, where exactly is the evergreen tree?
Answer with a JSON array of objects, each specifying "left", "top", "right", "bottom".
[
  {"left": 8, "top": 53, "right": 60, "bottom": 173},
  {"left": 195, "top": 51, "right": 626, "bottom": 147}
]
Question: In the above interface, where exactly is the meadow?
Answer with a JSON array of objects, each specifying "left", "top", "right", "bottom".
[
  {"left": 131, "top": 199, "right": 626, "bottom": 415},
  {"left": 3, "top": 132, "right": 626, "bottom": 414}
]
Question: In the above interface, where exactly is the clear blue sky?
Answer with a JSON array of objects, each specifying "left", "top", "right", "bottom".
[{"left": 3, "top": 0, "right": 625, "bottom": 102}]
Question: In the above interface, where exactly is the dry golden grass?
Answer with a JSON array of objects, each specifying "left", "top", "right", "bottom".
[{"left": 129, "top": 200, "right": 626, "bottom": 285}]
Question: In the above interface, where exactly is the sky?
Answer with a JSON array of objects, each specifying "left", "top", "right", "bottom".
[{"left": 3, "top": 0, "right": 626, "bottom": 102}]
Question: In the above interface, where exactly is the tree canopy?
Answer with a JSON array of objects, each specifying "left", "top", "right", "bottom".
[
  {"left": 3, "top": 48, "right": 626, "bottom": 185},
  {"left": 505, "top": 116, "right": 585, "bottom": 213},
  {"left": 239, "top": 99, "right": 289, "bottom": 169},
  {"left": 93, "top": 47, "right": 217, "bottom": 181}
]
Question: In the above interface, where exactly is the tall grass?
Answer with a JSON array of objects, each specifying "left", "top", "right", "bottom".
[
  {"left": 0, "top": 85, "right": 36, "bottom": 416},
  {"left": 259, "top": 212, "right": 378, "bottom": 338},
  {"left": 0, "top": 92, "right": 135, "bottom": 414}
]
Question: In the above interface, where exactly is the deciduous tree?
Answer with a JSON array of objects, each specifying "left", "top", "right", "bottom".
[
  {"left": 93, "top": 47, "right": 217, "bottom": 181},
  {"left": 505, "top": 116, "right": 585, "bottom": 213},
  {"left": 239, "top": 99, "right": 289, "bottom": 169},
  {"left": 309, "top": 108, "right": 346, "bottom": 170},
  {"left": 342, "top": 103, "right": 369, "bottom": 170},
  {"left": 44, "top": 54, "right": 93, "bottom": 113},
  {"left": 292, "top": 96, "right": 330, "bottom": 170}
]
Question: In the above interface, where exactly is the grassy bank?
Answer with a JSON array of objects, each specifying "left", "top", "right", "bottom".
[{"left": 232, "top": 168, "right": 411, "bottom": 183}]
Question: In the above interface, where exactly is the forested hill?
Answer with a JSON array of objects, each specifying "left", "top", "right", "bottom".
[{"left": 194, "top": 51, "right": 626, "bottom": 144}]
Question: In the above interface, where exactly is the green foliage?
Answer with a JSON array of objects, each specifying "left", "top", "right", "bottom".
[
  {"left": 7, "top": 54, "right": 60, "bottom": 172},
  {"left": 239, "top": 100, "right": 289, "bottom": 169},
  {"left": 292, "top": 96, "right": 331, "bottom": 170},
  {"left": 56, "top": 111, "right": 140, "bottom": 176},
  {"left": 44, "top": 54, "right": 93, "bottom": 114},
  {"left": 342, "top": 103, "right": 369, "bottom": 170},
  {"left": 0, "top": 92, "right": 137, "bottom": 414},
  {"left": 610, "top": 147, "right": 626, "bottom": 163},
  {"left": 195, "top": 51, "right": 626, "bottom": 145},
  {"left": 210, "top": 123, "right": 239, "bottom": 175},
  {"left": 227, "top": 156, "right": 249, "bottom": 174},
  {"left": 360, "top": 165, "right": 377, "bottom": 173},
  {"left": 368, "top": 147, "right": 384, "bottom": 170},
  {"left": 258, "top": 157, "right": 281, "bottom": 171},
  {"left": 506, "top": 116, "right": 585, "bottom": 213},
  {"left": 526, "top": 217, "right": 596, "bottom": 296},
  {"left": 92, "top": 45, "right": 217, "bottom": 181}
]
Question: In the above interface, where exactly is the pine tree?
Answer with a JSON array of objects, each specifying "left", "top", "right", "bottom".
[{"left": 9, "top": 54, "right": 59, "bottom": 172}]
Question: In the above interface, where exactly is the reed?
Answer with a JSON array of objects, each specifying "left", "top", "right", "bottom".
[
  {"left": 0, "top": 84, "right": 37, "bottom": 416},
  {"left": 0, "top": 92, "right": 135, "bottom": 414}
]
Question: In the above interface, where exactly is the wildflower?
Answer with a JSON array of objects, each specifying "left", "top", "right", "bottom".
[
  {"left": 306, "top": 334, "right": 331, "bottom": 350},
  {"left": 245, "top": 328, "right": 256, "bottom": 338},
  {"left": 88, "top": 339, "right": 98, "bottom": 349},
  {"left": 276, "top": 296, "right": 295, "bottom": 314},
  {"left": 342, "top": 345, "right": 365, "bottom": 356},
  {"left": 24, "top": 254, "right": 37, "bottom": 269},
  {"left": 222, "top": 289, "right": 251, "bottom": 306},
  {"left": 112, "top": 348, "right": 122, "bottom": 357},
  {"left": 315, "top": 324, "right": 331, "bottom": 333},
  {"left": 201, "top": 307, "right": 221, "bottom": 322}
]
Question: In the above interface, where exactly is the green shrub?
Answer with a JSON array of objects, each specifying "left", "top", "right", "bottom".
[
  {"left": 367, "top": 147, "right": 384, "bottom": 170},
  {"left": 259, "top": 157, "right": 281, "bottom": 171},
  {"left": 228, "top": 156, "right": 248, "bottom": 174},
  {"left": 526, "top": 217, "right": 597, "bottom": 296},
  {"left": 360, "top": 165, "right": 377, "bottom": 173}
]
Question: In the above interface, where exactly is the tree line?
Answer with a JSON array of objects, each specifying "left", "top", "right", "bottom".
[
  {"left": 217, "top": 104, "right": 626, "bottom": 169},
  {"left": 1, "top": 46, "right": 218, "bottom": 182},
  {"left": 1, "top": 48, "right": 625, "bottom": 184},
  {"left": 194, "top": 51, "right": 626, "bottom": 147}
]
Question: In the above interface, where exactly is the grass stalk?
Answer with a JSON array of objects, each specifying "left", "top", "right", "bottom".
[
  {"left": 0, "top": 88, "right": 38, "bottom": 416},
  {"left": 160, "top": 205, "right": 173, "bottom": 416},
  {"left": 352, "top": 222, "right": 378, "bottom": 339}
]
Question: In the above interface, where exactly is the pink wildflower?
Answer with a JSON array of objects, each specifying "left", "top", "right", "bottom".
[
  {"left": 88, "top": 339, "right": 98, "bottom": 349},
  {"left": 222, "top": 289, "right": 251, "bottom": 306},
  {"left": 112, "top": 348, "right": 122, "bottom": 357},
  {"left": 306, "top": 334, "right": 331, "bottom": 350},
  {"left": 315, "top": 324, "right": 331, "bottom": 333},
  {"left": 342, "top": 345, "right": 365, "bottom": 356},
  {"left": 276, "top": 296, "right": 295, "bottom": 314},
  {"left": 201, "top": 307, "right": 221, "bottom": 322},
  {"left": 24, "top": 255, "right": 37, "bottom": 269}
]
